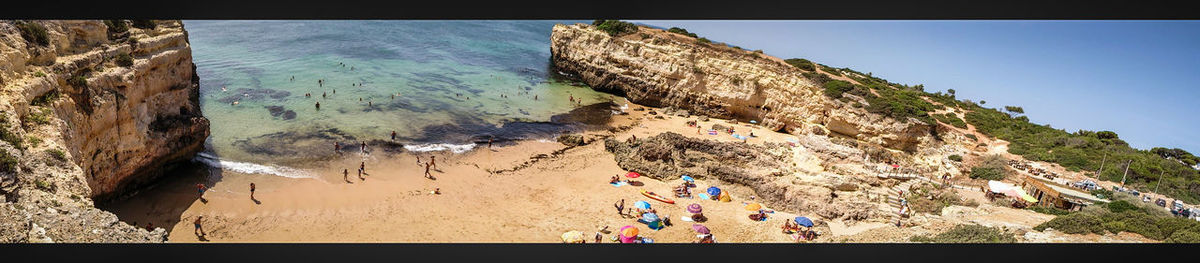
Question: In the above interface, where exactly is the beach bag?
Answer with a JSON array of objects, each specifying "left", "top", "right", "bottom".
[{"left": 718, "top": 192, "right": 731, "bottom": 202}]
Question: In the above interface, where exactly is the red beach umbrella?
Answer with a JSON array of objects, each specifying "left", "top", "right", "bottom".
[{"left": 625, "top": 172, "right": 641, "bottom": 178}]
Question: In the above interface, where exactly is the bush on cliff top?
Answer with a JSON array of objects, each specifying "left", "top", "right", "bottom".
[
  {"left": 968, "top": 154, "right": 1008, "bottom": 180},
  {"left": 785, "top": 58, "right": 815, "bottom": 71},
  {"left": 592, "top": 20, "right": 637, "bottom": 37},
  {"left": 17, "top": 21, "right": 50, "bottom": 46},
  {"left": 104, "top": 20, "right": 128, "bottom": 34},
  {"left": 666, "top": 27, "right": 698, "bottom": 38}
]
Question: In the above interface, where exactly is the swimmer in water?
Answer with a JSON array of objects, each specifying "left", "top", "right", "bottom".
[{"left": 221, "top": 86, "right": 227, "bottom": 92}]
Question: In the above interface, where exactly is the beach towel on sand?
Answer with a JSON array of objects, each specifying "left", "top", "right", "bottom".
[
  {"left": 697, "top": 193, "right": 711, "bottom": 200},
  {"left": 680, "top": 216, "right": 694, "bottom": 222},
  {"left": 611, "top": 182, "right": 628, "bottom": 187}
]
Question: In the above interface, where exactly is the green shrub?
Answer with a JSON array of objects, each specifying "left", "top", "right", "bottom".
[
  {"left": 593, "top": 20, "right": 637, "bottom": 37},
  {"left": 47, "top": 149, "right": 65, "bottom": 162},
  {"left": 1106, "top": 200, "right": 1139, "bottom": 213},
  {"left": 910, "top": 224, "right": 1016, "bottom": 243},
  {"left": 1090, "top": 188, "right": 1113, "bottom": 199},
  {"left": 30, "top": 89, "right": 59, "bottom": 106},
  {"left": 1034, "top": 212, "right": 1106, "bottom": 235},
  {"left": 965, "top": 134, "right": 978, "bottom": 141},
  {"left": 948, "top": 154, "right": 963, "bottom": 162},
  {"left": 26, "top": 136, "right": 41, "bottom": 148},
  {"left": 695, "top": 37, "right": 711, "bottom": 44},
  {"left": 130, "top": 20, "right": 156, "bottom": 29},
  {"left": 21, "top": 108, "right": 53, "bottom": 127},
  {"left": 35, "top": 180, "right": 54, "bottom": 192},
  {"left": 822, "top": 80, "right": 855, "bottom": 99},
  {"left": 666, "top": 27, "right": 698, "bottom": 38},
  {"left": 932, "top": 113, "right": 967, "bottom": 129},
  {"left": 34, "top": 71, "right": 45, "bottom": 78},
  {"left": 104, "top": 20, "right": 128, "bottom": 33},
  {"left": 0, "top": 150, "right": 17, "bottom": 174},
  {"left": 864, "top": 87, "right": 938, "bottom": 124},
  {"left": 17, "top": 22, "right": 50, "bottom": 46},
  {"left": 116, "top": 53, "right": 134, "bottom": 67},
  {"left": 818, "top": 64, "right": 842, "bottom": 76},
  {"left": 785, "top": 58, "right": 816, "bottom": 71}
]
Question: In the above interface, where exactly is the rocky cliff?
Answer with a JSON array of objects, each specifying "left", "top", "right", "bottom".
[
  {"left": 0, "top": 20, "right": 208, "bottom": 242},
  {"left": 550, "top": 23, "right": 933, "bottom": 151}
]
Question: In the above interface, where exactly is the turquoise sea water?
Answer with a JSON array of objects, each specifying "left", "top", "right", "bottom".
[{"left": 186, "top": 21, "right": 615, "bottom": 168}]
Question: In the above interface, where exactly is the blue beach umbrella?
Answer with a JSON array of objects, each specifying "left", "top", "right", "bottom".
[
  {"left": 750, "top": 120, "right": 758, "bottom": 124},
  {"left": 681, "top": 175, "right": 694, "bottom": 182},
  {"left": 706, "top": 187, "right": 721, "bottom": 197},
  {"left": 634, "top": 200, "right": 652, "bottom": 210},
  {"left": 794, "top": 217, "right": 814, "bottom": 227},
  {"left": 642, "top": 212, "right": 660, "bottom": 222}
]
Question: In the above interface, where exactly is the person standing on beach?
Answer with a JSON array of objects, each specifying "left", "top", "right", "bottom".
[
  {"left": 361, "top": 141, "right": 367, "bottom": 153},
  {"left": 360, "top": 161, "right": 366, "bottom": 175},
  {"left": 249, "top": 183, "right": 256, "bottom": 200},
  {"left": 488, "top": 137, "right": 493, "bottom": 149},
  {"left": 391, "top": 131, "right": 397, "bottom": 141},
  {"left": 196, "top": 184, "right": 207, "bottom": 202},
  {"left": 344, "top": 169, "right": 350, "bottom": 183},
  {"left": 194, "top": 216, "right": 205, "bottom": 237},
  {"left": 429, "top": 156, "right": 437, "bottom": 170},
  {"left": 334, "top": 142, "right": 341, "bottom": 153}
]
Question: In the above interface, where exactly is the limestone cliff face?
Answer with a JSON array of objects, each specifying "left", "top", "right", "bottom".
[
  {"left": 0, "top": 20, "right": 207, "bottom": 242},
  {"left": 550, "top": 23, "right": 932, "bottom": 151}
]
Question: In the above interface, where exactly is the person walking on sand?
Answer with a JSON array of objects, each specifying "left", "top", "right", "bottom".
[
  {"left": 424, "top": 162, "right": 434, "bottom": 179},
  {"left": 360, "top": 161, "right": 366, "bottom": 175},
  {"left": 614, "top": 199, "right": 625, "bottom": 216},
  {"left": 361, "top": 141, "right": 368, "bottom": 153},
  {"left": 488, "top": 137, "right": 493, "bottom": 149},
  {"left": 334, "top": 142, "right": 341, "bottom": 153},
  {"left": 429, "top": 156, "right": 437, "bottom": 170},
  {"left": 249, "top": 183, "right": 256, "bottom": 200},
  {"left": 194, "top": 216, "right": 205, "bottom": 237},
  {"left": 343, "top": 169, "right": 350, "bottom": 183}
]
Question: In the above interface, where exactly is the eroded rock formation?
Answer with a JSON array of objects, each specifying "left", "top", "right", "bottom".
[
  {"left": 550, "top": 23, "right": 933, "bottom": 151},
  {"left": 0, "top": 20, "right": 208, "bottom": 242}
]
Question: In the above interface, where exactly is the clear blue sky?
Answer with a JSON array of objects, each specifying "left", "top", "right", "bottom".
[{"left": 632, "top": 20, "right": 1200, "bottom": 154}]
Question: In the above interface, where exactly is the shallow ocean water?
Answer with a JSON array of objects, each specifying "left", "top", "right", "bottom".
[{"left": 186, "top": 20, "right": 614, "bottom": 168}]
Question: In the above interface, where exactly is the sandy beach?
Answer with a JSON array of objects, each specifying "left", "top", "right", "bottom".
[{"left": 105, "top": 102, "right": 826, "bottom": 243}]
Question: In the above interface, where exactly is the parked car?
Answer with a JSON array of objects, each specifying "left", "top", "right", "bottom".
[
  {"left": 1130, "top": 190, "right": 1140, "bottom": 196},
  {"left": 1174, "top": 200, "right": 1185, "bottom": 211},
  {"left": 1143, "top": 196, "right": 1152, "bottom": 202},
  {"left": 1156, "top": 199, "right": 1167, "bottom": 207}
]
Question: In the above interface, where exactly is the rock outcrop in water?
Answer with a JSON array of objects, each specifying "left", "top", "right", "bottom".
[
  {"left": 0, "top": 20, "right": 208, "bottom": 242},
  {"left": 550, "top": 23, "right": 933, "bottom": 151}
]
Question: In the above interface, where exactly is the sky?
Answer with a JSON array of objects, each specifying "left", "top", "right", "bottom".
[{"left": 631, "top": 20, "right": 1200, "bottom": 154}]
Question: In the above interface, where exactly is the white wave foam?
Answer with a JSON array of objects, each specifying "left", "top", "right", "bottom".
[
  {"left": 403, "top": 143, "right": 477, "bottom": 154},
  {"left": 194, "top": 153, "right": 315, "bottom": 179}
]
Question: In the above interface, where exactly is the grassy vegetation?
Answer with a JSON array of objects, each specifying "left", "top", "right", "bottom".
[
  {"left": 932, "top": 113, "right": 967, "bottom": 129},
  {"left": 965, "top": 134, "right": 978, "bottom": 141},
  {"left": 962, "top": 100, "right": 1200, "bottom": 203},
  {"left": 910, "top": 224, "right": 1016, "bottom": 243},
  {"left": 1035, "top": 195, "right": 1200, "bottom": 242},
  {"left": 30, "top": 89, "right": 60, "bottom": 106},
  {"left": 0, "top": 115, "right": 24, "bottom": 150},
  {"left": 949, "top": 154, "right": 963, "bottom": 162},
  {"left": 68, "top": 75, "right": 88, "bottom": 88},
  {"left": 21, "top": 108, "right": 53, "bottom": 127},
  {"left": 116, "top": 53, "right": 134, "bottom": 67},
  {"left": 26, "top": 136, "right": 41, "bottom": 148},
  {"left": 695, "top": 37, "right": 712, "bottom": 44},
  {"left": 969, "top": 154, "right": 1009, "bottom": 180},
  {"left": 817, "top": 64, "right": 842, "bottom": 76},
  {"left": 592, "top": 20, "right": 637, "bottom": 37},
  {"left": 46, "top": 149, "right": 66, "bottom": 164},
  {"left": 17, "top": 21, "right": 50, "bottom": 46},
  {"left": 34, "top": 71, "right": 45, "bottom": 78},
  {"left": 0, "top": 150, "right": 17, "bottom": 174},
  {"left": 785, "top": 58, "right": 816, "bottom": 71},
  {"left": 1004, "top": 106, "right": 1025, "bottom": 114},
  {"left": 863, "top": 87, "right": 938, "bottom": 124}
]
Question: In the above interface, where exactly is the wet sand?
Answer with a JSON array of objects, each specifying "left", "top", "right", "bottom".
[{"left": 105, "top": 103, "right": 819, "bottom": 243}]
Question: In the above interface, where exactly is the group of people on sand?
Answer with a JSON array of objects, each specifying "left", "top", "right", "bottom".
[{"left": 189, "top": 181, "right": 259, "bottom": 240}]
